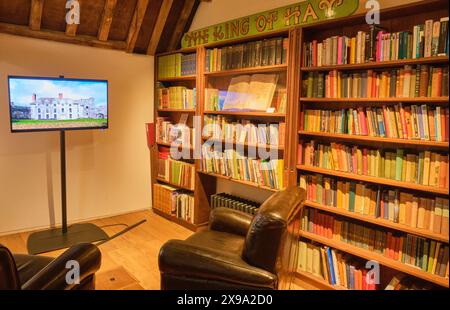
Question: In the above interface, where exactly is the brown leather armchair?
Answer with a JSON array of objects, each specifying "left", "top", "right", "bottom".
[
  {"left": 0, "top": 243, "right": 101, "bottom": 290},
  {"left": 158, "top": 187, "right": 305, "bottom": 290}
]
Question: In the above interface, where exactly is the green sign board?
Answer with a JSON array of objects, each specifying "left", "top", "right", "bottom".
[{"left": 181, "top": 0, "right": 359, "bottom": 49}]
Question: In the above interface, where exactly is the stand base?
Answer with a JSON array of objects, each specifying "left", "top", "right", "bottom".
[{"left": 27, "top": 223, "right": 108, "bottom": 255}]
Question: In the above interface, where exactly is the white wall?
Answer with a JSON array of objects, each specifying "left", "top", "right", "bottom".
[{"left": 0, "top": 33, "right": 153, "bottom": 235}]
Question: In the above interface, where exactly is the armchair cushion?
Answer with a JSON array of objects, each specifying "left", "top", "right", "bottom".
[
  {"left": 209, "top": 207, "right": 253, "bottom": 236},
  {"left": 0, "top": 244, "right": 20, "bottom": 290},
  {"left": 159, "top": 231, "right": 277, "bottom": 289}
]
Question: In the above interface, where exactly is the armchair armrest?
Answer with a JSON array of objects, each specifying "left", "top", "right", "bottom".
[
  {"left": 159, "top": 239, "right": 276, "bottom": 288},
  {"left": 209, "top": 207, "right": 253, "bottom": 236},
  {"left": 0, "top": 244, "right": 20, "bottom": 290},
  {"left": 22, "top": 243, "right": 101, "bottom": 290}
]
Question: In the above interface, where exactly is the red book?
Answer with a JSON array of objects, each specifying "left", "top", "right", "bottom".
[
  {"left": 328, "top": 215, "right": 334, "bottom": 239},
  {"left": 358, "top": 107, "right": 368, "bottom": 135},
  {"left": 385, "top": 232, "right": 393, "bottom": 258},
  {"left": 441, "top": 109, "right": 446, "bottom": 142},
  {"left": 312, "top": 40, "right": 318, "bottom": 67},
  {"left": 393, "top": 236, "right": 400, "bottom": 261},
  {"left": 399, "top": 104, "right": 408, "bottom": 139},
  {"left": 362, "top": 269, "right": 368, "bottom": 290}
]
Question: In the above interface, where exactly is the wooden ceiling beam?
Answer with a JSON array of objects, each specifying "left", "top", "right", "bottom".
[
  {"left": 167, "top": 0, "right": 196, "bottom": 51},
  {"left": 29, "top": 0, "right": 44, "bottom": 31},
  {"left": 126, "top": 0, "right": 150, "bottom": 53},
  {"left": 146, "top": 0, "right": 173, "bottom": 55},
  {"left": 98, "top": 0, "right": 117, "bottom": 41},
  {"left": 0, "top": 22, "right": 126, "bottom": 50},
  {"left": 65, "top": 0, "right": 82, "bottom": 36}
]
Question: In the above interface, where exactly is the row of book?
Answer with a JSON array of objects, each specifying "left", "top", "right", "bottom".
[
  {"left": 157, "top": 53, "right": 196, "bottom": 79},
  {"left": 153, "top": 183, "right": 194, "bottom": 223},
  {"left": 158, "top": 86, "right": 196, "bottom": 110},
  {"left": 156, "top": 117, "right": 195, "bottom": 146},
  {"left": 302, "top": 18, "right": 449, "bottom": 67},
  {"left": 299, "top": 141, "right": 449, "bottom": 188},
  {"left": 205, "top": 37, "right": 288, "bottom": 72},
  {"left": 297, "top": 240, "right": 377, "bottom": 289},
  {"left": 200, "top": 147, "right": 284, "bottom": 190},
  {"left": 303, "top": 65, "right": 449, "bottom": 99},
  {"left": 157, "top": 148, "right": 195, "bottom": 190},
  {"left": 299, "top": 173, "right": 449, "bottom": 237},
  {"left": 210, "top": 193, "right": 260, "bottom": 216},
  {"left": 203, "top": 115, "right": 285, "bottom": 146},
  {"left": 204, "top": 87, "right": 287, "bottom": 113},
  {"left": 301, "top": 208, "right": 449, "bottom": 278},
  {"left": 300, "top": 105, "right": 450, "bottom": 142}
]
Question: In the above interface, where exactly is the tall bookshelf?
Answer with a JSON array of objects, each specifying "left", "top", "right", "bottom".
[{"left": 295, "top": 0, "right": 449, "bottom": 290}]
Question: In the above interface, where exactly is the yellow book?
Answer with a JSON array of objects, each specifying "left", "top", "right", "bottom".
[
  {"left": 337, "top": 181, "right": 343, "bottom": 209},
  {"left": 405, "top": 154, "right": 414, "bottom": 183},
  {"left": 363, "top": 186, "right": 371, "bottom": 215},
  {"left": 298, "top": 241, "right": 308, "bottom": 272},
  {"left": 429, "top": 152, "right": 437, "bottom": 186},
  {"left": 401, "top": 155, "right": 407, "bottom": 181},
  {"left": 370, "top": 150, "right": 376, "bottom": 177},
  {"left": 312, "top": 246, "right": 321, "bottom": 277},
  {"left": 375, "top": 150, "right": 381, "bottom": 177},
  {"left": 306, "top": 243, "right": 314, "bottom": 273},
  {"left": 423, "top": 198, "right": 432, "bottom": 230},
  {"left": 427, "top": 240, "right": 437, "bottom": 273},
  {"left": 399, "top": 192, "right": 407, "bottom": 225},
  {"left": 356, "top": 148, "right": 363, "bottom": 175},
  {"left": 350, "top": 37, "right": 356, "bottom": 64},
  {"left": 390, "top": 153, "right": 396, "bottom": 180},
  {"left": 432, "top": 242, "right": 442, "bottom": 274},
  {"left": 344, "top": 182, "right": 350, "bottom": 210},
  {"left": 370, "top": 190, "right": 377, "bottom": 216},
  {"left": 417, "top": 197, "right": 427, "bottom": 229},
  {"left": 432, "top": 153, "right": 440, "bottom": 187},
  {"left": 320, "top": 248, "right": 329, "bottom": 282},
  {"left": 355, "top": 183, "right": 364, "bottom": 214},
  {"left": 410, "top": 155, "right": 418, "bottom": 184},
  {"left": 411, "top": 196, "right": 419, "bottom": 228}
]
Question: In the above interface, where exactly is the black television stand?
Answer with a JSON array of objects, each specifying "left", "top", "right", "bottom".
[{"left": 27, "top": 130, "right": 108, "bottom": 255}]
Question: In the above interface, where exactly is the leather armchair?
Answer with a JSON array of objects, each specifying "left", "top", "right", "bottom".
[
  {"left": 159, "top": 187, "right": 305, "bottom": 290},
  {"left": 0, "top": 243, "right": 101, "bottom": 290}
]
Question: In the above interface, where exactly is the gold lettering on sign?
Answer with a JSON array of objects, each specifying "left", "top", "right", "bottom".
[
  {"left": 302, "top": 3, "right": 319, "bottom": 23},
  {"left": 284, "top": 6, "right": 301, "bottom": 26},
  {"left": 230, "top": 20, "right": 240, "bottom": 38},
  {"left": 213, "top": 25, "right": 224, "bottom": 41},
  {"left": 255, "top": 11, "right": 279, "bottom": 32},
  {"left": 319, "top": 0, "right": 344, "bottom": 18},
  {"left": 266, "top": 11, "right": 278, "bottom": 31},
  {"left": 241, "top": 17, "right": 249, "bottom": 35},
  {"left": 255, "top": 14, "right": 266, "bottom": 32}
]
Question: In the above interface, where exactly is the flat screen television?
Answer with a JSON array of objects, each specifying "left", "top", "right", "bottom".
[{"left": 8, "top": 76, "right": 108, "bottom": 132}]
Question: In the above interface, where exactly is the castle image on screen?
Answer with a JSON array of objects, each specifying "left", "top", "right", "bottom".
[{"left": 9, "top": 77, "right": 108, "bottom": 132}]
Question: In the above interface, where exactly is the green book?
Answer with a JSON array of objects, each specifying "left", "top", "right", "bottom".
[
  {"left": 395, "top": 149, "right": 404, "bottom": 181},
  {"left": 427, "top": 240, "right": 436, "bottom": 273},
  {"left": 422, "top": 239, "right": 429, "bottom": 272},
  {"left": 417, "top": 152, "right": 424, "bottom": 184},
  {"left": 306, "top": 72, "right": 314, "bottom": 98},
  {"left": 389, "top": 153, "right": 396, "bottom": 180},
  {"left": 384, "top": 152, "right": 391, "bottom": 179},
  {"left": 349, "top": 182, "right": 356, "bottom": 212}
]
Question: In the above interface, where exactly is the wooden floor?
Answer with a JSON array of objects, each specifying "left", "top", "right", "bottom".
[
  {"left": 0, "top": 210, "right": 192, "bottom": 290},
  {"left": 0, "top": 210, "right": 304, "bottom": 290}
]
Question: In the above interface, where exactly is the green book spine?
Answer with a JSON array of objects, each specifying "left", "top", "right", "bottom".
[
  {"left": 307, "top": 72, "right": 314, "bottom": 98},
  {"left": 417, "top": 151, "right": 424, "bottom": 184},
  {"left": 349, "top": 182, "right": 356, "bottom": 212}
]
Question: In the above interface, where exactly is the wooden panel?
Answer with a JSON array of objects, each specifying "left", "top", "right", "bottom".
[
  {"left": 77, "top": 0, "right": 106, "bottom": 37},
  {"left": 41, "top": 0, "right": 68, "bottom": 32},
  {"left": 147, "top": 0, "right": 173, "bottom": 55},
  {"left": 108, "top": 0, "right": 137, "bottom": 41},
  {"left": 0, "top": 0, "right": 31, "bottom": 25},
  {"left": 154, "top": 0, "right": 185, "bottom": 53},
  {"left": 133, "top": 0, "right": 163, "bottom": 54},
  {"left": 29, "top": 0, "right": 44, "bottom": 30},
  {"left": 98, "top": 0, "right": 117, "bottom": 41},
  {"left": 126, "top": 0, "right": 150, "bottom": 53},
  {"left": 166, "top": 0, "right": 196, "bottom": 51}
]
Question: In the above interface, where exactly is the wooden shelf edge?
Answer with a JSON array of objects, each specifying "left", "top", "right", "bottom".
[
  {"left": 202, "top": 137, "right": 284, "bottom": 150},
  {"left": 203, "top": 111, "right": 286, "bottom": 117},
  {"left": 300, "top": 56, "right": 449, "bottom": 72},
  {"left": 303, "top": 200, "right": 449, "bottom": 243},
  {"left": 197, "top": 171, "right": 280, "bottom": 192},
  {"left": 156, "top": 141, "right": 194, "bottom": 150},
  {"left": 300, "top": 97, "right": 449, "bottom": 103},
  {"left": 205, "top": 64, "right": 287, "bottom": 77},
  {"left": 294, "top": 271, "right": 347, "bottom": 290},
  {"left": 297, "top": 165, "right": 449, "bottom": 196},
  {"left": 298, "top": 131, "right": 449, "bottom": 148},
  {"left": 299, "top": 231, "right": 450, "bottom": 288},
  {"left": 156, "top": 177, "right": 194, "bottom": 191},
  {"left": 152, "top": 208, "right": 201, "bottom": 232},
  {"left": 157, "top": 75, "right": 196, "bottom": 82},
  {"left": 157, "top": 109, "right": 196, "bottom": 113}
]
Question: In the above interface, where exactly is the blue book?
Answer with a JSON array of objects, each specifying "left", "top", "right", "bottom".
[
  {"left": 327, "top": 248, "right": 336, "bottom": 285},
  {"left": 349, "top": 265, "right": 355, "bottom": 289},
  {"left": 218, "top": 91, "right": 227, "bottom": 111}
]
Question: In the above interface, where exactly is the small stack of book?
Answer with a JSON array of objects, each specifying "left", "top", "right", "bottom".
[
  {"left": 297, "top": 240, "right": 377, "bottom": 289},
  {"left": 158, "top": 53, "right": 196, "bottom": 78},
  {"left": 303, "top": 65, "right": 449, "bottom": 98},
  {"left": 299, "top": 173, "right": 449, "bottom": 237},
  {"left": 211, "top": 193, "right": 260, "bottom": 215},
  {"left": 301, "top": 208, "right": 449, "bottom": 278},
  {"left": 300, "top": 105, "right": 449, "bottom": 141},
  {"left": 299, "top": 141, "right": 449, "bottom": 188},
  {"left": 302, "top": 17, "right": 449, "bottom": 67},
  {"left": 205, "top": 37, "right": 288, "bottom": 72},
  {"left": 201, "top": 147, "right": 284, "bottom": 190},
  {"left": 153, "top": 183, "right": 194, "bottom": 223},
  {"left": 157, "top": 148, "right": 195, "bottom": 190},
  {"left": 203, "top": 115, "right": 285, "bottom": 146},
  {"left": 158, "top": 86, "right": 196, "bottom": 109}
]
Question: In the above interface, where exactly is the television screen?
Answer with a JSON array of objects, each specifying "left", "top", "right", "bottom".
[{"left": 8, "top": 76, "right": 108, "bottom": 132}]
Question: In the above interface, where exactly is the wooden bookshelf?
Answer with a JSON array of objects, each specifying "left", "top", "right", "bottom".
[
  {"left": 157, "top": 108, "right": 196, "bottom": 113},
  {"left": 205, "top": 64, "right": 287, "bottom": 77},
  {"left": 152, "top": 208, "right": 207, "bottom": 231},
  {"left": 300, "top": 97, "right": 449, "bottom": 103},
  {"left": 156, "top": 177, "right": 194, "bottom": 191},
  {"left": 297, "top": 165, "right": 449, "bottom": 196},
  {"left": 197, "top": 171, "right": 279, "bottom": 192},
  {"left": 294, "top": 0, "right": 449, "bottom": 290},
  {"left": 157, "top": 75, "right": 196, "bottom": 82},
  {"left": 202, "top": 137, "right": 285, "bottom": 150},
  {"left": 298, "top": 131, "right": 450, "bottom": 149},
  {"left": 304, "top": 200, "right": 449, "bottom": 243},
  {"left": 300, "top": 56, "right": 449, "bottom": 72},
  {"left": 300, "top": 231, "right": 449, "bottom": 288},
  {"left": 203, "top": 111, "right": 286, "bottom": 117}
]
